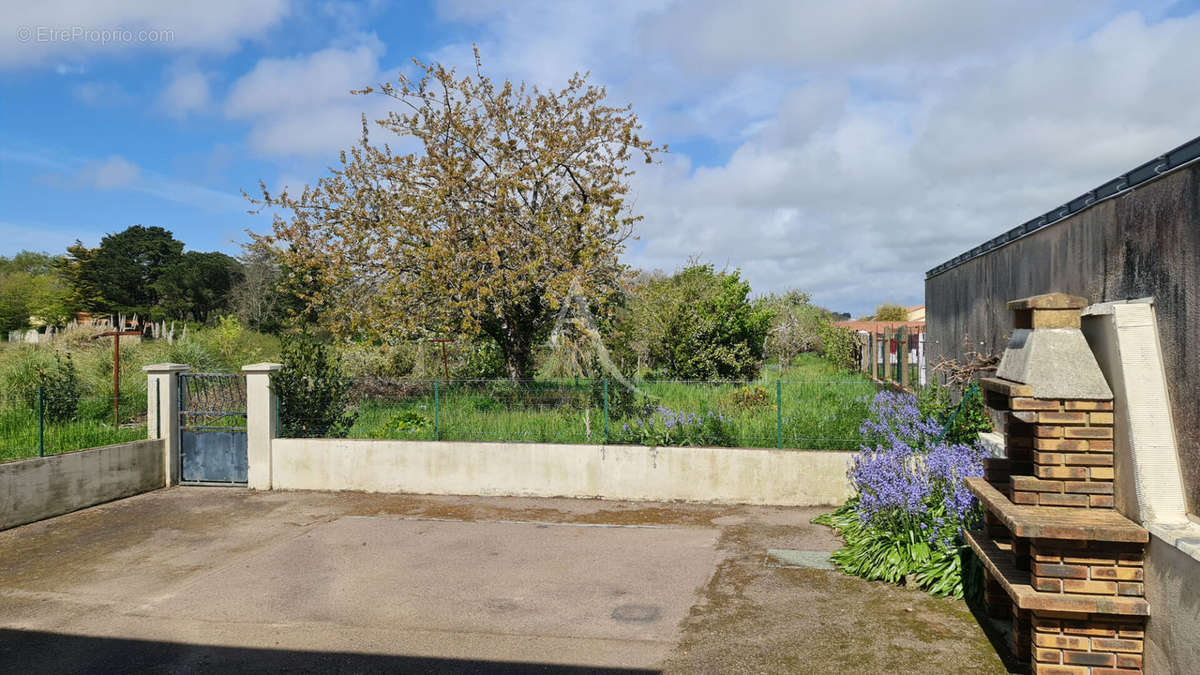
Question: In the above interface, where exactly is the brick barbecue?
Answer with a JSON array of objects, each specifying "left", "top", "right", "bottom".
[{"left": 965, "top": 293, "right": 1149, "bottom": 674}]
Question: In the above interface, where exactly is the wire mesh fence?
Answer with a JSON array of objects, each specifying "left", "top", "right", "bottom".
[
  {"left": 0, "top": 386, "right": 148, "bottom": 462},
  {"left": 284, "top": 377, "right": 881, "bottom": 450}
]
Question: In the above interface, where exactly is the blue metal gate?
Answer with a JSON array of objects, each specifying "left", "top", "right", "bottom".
[{"left": 179, "top": 373, "right": 248, "bottom": 485}]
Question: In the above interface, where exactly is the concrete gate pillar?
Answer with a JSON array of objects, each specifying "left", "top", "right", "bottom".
[
  {"left": 243, "top": 363, "right": 281, "bottom": 490},
  {"left": 144, "top": 363, "right": 190, "bottom": 487}
]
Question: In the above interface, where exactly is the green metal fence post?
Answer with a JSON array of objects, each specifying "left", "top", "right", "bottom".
[
  {"left": 37, "top": 385, "right": 45, "bottom": 457},
  {"left": 434, "top": 379, "right": 440, "bottom": 441},
  {"left": 603, "top": 379, "right": 609, "bottom": 445},
  {"left": 776, "top": 379, "right": 783, "bottom": 449}
]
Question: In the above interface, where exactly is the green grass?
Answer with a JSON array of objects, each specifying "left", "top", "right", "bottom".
[
  {"left": 343, "top": 355, "right": 878, "bottom": 450},
  {"left": 0, "top": 395, "right": 148, "bottom": 463}
]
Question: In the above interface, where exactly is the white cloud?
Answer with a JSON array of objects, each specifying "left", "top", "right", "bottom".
[
  {"left": 427, "top": 2, "right": 1200, "bottom": 315},
  {"left": 72, "top": 80, "right": 130, "bottom": 106},
  {"left": 77, "top": 155, "right": 140, "bottom": 189},
  {"left": 0, "top": 0, "right": 289, "bottom": 67},
  {"left": 158, "top": 67, "right": 211, "bottom": 118},
  {"left": 225, "top": 40, "right": 398, "bottom": 157}
]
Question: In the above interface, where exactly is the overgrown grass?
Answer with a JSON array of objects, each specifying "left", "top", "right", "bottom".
[
  {"left": 0, "top": 322, "right": 279, "bottom": 462},
  {"left": 343, "top": 357, "right": 877, "bottom": 449},
  {"left": 0, "top": 396, "right": 148, "bottom": 462}
]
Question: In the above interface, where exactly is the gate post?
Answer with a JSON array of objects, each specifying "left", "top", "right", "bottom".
[
  {"left": 243, "top": 362, "right": 281, "bottom": 490},
  {"left": 144, "top": 363, "right": 190, "bottom": 487}
]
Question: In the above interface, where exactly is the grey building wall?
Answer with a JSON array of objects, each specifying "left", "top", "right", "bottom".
[{"left": 924, "top": 163, "right": 1200, "bottom": 514}]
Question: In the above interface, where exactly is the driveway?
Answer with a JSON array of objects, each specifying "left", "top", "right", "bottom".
[{"left": 0, "top": 488, "right": 1010, "bottom": 673}]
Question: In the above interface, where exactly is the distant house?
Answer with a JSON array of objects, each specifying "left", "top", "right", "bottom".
[
  {"left": 906, "top": 305, "right": 925, "bottom": 322},
  {"left": 834, "top": 319, "right": 924, "bottom": 335}
]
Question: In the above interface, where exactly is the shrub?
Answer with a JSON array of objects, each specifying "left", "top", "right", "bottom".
[
  {"left": 816, "top": 321, "right": 858, "bottom": 372},
  {"left": 455, "top": 339, "right": 506, "bottom": 379},
  {"left": 918, "top": 381, "right": 993, "bottom": 446},
  {"left": 36, "top": 353, "right": 80, "bottom": 422},
  {"left": 726, "top": 385, "right": 770, "bottom": 409},
  {"left": 370, "top": 409, "right": 431, "bottom": 439},
  {"left": 276, "top": 334, "right": 357, "bottom": 438},
  {"left": 814, "top": 390, "right": 986, "bottom": 598}
]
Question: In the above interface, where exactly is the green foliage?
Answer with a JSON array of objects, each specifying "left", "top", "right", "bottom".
[
  {"left": 727, "top": 385, "right": 770, "bottom": 409},
  {"left": 454, "top": 339, "right": 507, "bottom": 379},
  {"left": 631, "top": 264, "right": 773, "bottom": 380},
  {"left": 588, "top": 376, "right": 644, "bottom": 420},
  {"left": 370, "top": 409, "right": 431, "bottom": 439},
  {"left": 154, "top": 251, "right": 244, "bottom": 322},
  {"left": 54, "top": 226, "right": 244, "bottom": 322},
  {"left": 816, "top": 321, "right": 859, "bottom": 372},
  {"left": 758, "top": 289, "right": 832, "bottom": 370},
  {"left": 0, "top": 252, "right": 71, "bottom": 332},
  {"left": 610, "top": 406, "right": 737, "bottom": 448},
  {"left": 813, "top": 500, "right": 970, "bottom": 598},
  {"left": 872, "top": 303, "right": 910, "bottom": 321},
  {"left": 275, "top": 334, "right": 357, "bottom": 438},
  {"left": 35, "top": 353, "right": 80, "bottom": 422},
  {"left": 918, "top": 381, "right": 993, "bottom": 445}
]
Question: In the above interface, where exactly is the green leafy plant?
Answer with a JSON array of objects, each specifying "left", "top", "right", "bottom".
[
  {"left": 919, "top": 381, "right": 992, "bottom": 445},
  {"left": 813, "top": 499, "right": 970, "bottom": 598},
  {"left": 35, "top": 353, "right": 80, "bottom": 423},
  {"left": 370, "top": 409, "right": 431, "bottom": 439},
  {"left": 816, "top": 320, "right": 859, "bottom": 372},
  {"left": 726, "top": 385, "right": 770, "bottom": 409},
  {"left": 276, "top": 333, "right": 357, "bottom": 438},
  {"left": 610, "top": 405, "right": 736, "bottom": 448}
]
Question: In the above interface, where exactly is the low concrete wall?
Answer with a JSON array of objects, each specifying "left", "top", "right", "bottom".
[
  {"left": 1145, "top": 534, "right": 1200, "bottom": 675},
  {"left": 1, "top": 439, "right": 164, "bottom": 530},
  {"left": 270, "top": 439, "right": 852, "bottom": 506}
]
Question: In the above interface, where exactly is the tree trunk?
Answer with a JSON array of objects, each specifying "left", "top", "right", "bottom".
[{"left": 503, "top": 340, "right": 534, "bottom": 380}]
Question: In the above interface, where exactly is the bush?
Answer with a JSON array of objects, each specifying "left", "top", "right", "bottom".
[
  {"left": 816, "top": 321, "right": 858, "bottom": 372},
  {"left": 726, "top": 385, "right": 770, "bottom": 409},
  {"left": 276, "top": 334, "right": 357, "bottom": 438},
  {"left": 37, "top": 353, "right": 80, "bottom": 422},
  {"left": 455, "top": 339, "right": 506, "bottom": 379},
  {"left": 917, "top": 381, "right": 992, "bottom": 446},
  {"left": 370, "top": 409, "right": 431, "bottom": 439},
  {"left": 813, "top": 390, "right": 986, "bottom": 598}
]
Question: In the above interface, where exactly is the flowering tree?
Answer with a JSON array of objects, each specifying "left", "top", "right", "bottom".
[{"left": 251, "top": 50, "right": 663, "bottom": 379}]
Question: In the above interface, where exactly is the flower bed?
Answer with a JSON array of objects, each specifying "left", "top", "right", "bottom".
[{"left": 815, "top": 390, "right": 987, "bottom": 598}]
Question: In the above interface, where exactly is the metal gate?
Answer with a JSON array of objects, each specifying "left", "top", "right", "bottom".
[{"left": 179, "top": 373, "right": 248, "bottom": 485}]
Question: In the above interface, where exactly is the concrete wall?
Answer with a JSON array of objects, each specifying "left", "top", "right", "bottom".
[
  {"left": 925, "top": 163, "right": 1200, "bottom": 514},
  {"left": 1145, "top": 534, "right": 1200, "bottom": 675},
  {"left": 270, "top": 439, "right": 852, "bottom": 506},
  {"left": 1, "top": 439, "right": 164, "bottom": 530}
]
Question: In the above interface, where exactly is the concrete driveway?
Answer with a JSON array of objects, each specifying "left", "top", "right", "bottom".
[{"left": 0, "top": 488, "right": 1012, "bottom": 673}]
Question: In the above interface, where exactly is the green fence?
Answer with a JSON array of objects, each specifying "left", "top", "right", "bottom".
[
  {"left": 286, "top": 378, "right": 879, "bottom": 450},
  {"left": 0, "top": 387, "right": 148, "bottom": 462}
]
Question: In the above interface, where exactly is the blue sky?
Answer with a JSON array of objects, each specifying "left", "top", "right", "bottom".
[{"left": 3, "top": 1, "right": 1200, "bottom": 316}]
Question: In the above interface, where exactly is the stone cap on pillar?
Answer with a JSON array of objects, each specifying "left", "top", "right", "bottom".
[
  {"left": 143, "top": 363, "right": 191, "bottom": 373},
  {"left": 242, "top": 362, "right": 282, "bottom": 373},
  {"left": 1008, "top": 292, "right": 1088, "bottom": 330},
  {"left": 995, "top": 292, "right": 1112, "bottom": 400}
]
